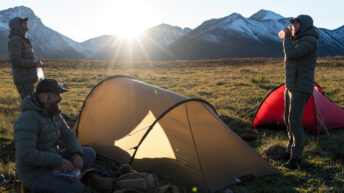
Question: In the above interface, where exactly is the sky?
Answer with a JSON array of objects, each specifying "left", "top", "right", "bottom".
[{"left": 0, "top": 0, "right": 343, "bottom": 42}]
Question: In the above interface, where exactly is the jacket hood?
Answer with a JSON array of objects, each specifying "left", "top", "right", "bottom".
[
  {"left": 21, "top": 93, "right": 45, "bottom": 113},
  {"left": 9, "top": 17, "right": 27, "bottom": 38},
  {"left": 294, "top": 15, "right": 319, "bottom": 40}
]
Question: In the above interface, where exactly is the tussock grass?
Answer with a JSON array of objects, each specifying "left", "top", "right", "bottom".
[{"left": 0, "top": 58, "right": 343, "bottom": 192}]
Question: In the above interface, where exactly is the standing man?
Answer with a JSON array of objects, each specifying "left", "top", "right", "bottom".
[
  {"left": 14, "top": 79, "right": 95, "bottom": 193},
  {"left": 282, "top": 15, "right": 319, "bottom": 170},
  {"left": 8, "top": 17, "right": 43, "bottom": 100}
]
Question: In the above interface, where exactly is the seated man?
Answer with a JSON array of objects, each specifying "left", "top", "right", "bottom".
[{"left": 14, "top": 78, "right": 95, "bottom": 193}]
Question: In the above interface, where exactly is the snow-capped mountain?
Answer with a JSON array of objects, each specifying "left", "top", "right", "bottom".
[
  {"left": 169, "top": 9, "right": 344, "bottom": 59},
  {"left": 0, "top": 6, "right": 86, "bottom": 59},
  {"left": 145, "top": 24, "right": 191, "bottom": 47},
  {"left": 197, "top": 12, "right": 290, "bottom": 43},
  {"left": 78, "top": 24, "right": 191, "bottom": 60},
  {"left": 0, "top": 6, "right": 343, "bottom": 60},
  {"left": 249, "top": 9, "right": 284, "bottom": 20}
]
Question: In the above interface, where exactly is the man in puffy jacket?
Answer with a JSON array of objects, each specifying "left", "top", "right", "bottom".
[
  {"left": 8, "top": 17, "right": 43, "bottom": 100},
  {"left": 14, "top": 79, "right": 95, "bottom": 193},
  {"left": 282, "top": 15, "right": 319, "bottom": 170}
]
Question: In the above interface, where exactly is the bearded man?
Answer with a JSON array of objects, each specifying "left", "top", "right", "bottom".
[{"left": 13, "top": 79, "right": 95, "bottom": 193}]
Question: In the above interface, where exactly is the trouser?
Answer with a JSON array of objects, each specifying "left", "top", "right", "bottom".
[
  {"left": 284, "top": 89, "right": 310, "bottom": 160},
  {"left": 29, "top": 146, "right": 96, "bottom": 193},
  {"left": 15, "top": 81, "right": 35, "bottom": 100}
]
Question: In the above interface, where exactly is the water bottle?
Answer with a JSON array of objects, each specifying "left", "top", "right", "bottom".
[{"left": 37, "top": 67, "right": 45, "bottom": 80}]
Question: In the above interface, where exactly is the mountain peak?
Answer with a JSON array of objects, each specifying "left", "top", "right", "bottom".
[
  {"left": 228, "top": 13, "right": 244, "bottom": 19},
  {"left": 153, "top": 23, "right": 191, "bottom": 32},
  {"left": 0, "top": 6, "right": 35, "bottom": 17},
  {"left": 249, "top": 9, "right": 284, "bottom": 20},
  {"left": 336, "top": 25, "right": 344, "bottom": 31},
  {"left": 154, "top": 23, "right": 181, "bottom": 30},
  {"left": 148, "top": 23, "right": 191, "bottom": 34},
  {"left": 222, "top": 13, "right": 246, "bottom": 23},
  {"left": 0, "top": 6, "right": 41, "bottom": 26}
]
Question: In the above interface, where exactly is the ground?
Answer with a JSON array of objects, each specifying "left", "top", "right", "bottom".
[{"left": 0, "top": 57, "right": 343, "bottom": 193}]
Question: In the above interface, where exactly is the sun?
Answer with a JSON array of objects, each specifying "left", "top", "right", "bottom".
[
  {"left": 108, "top": 0, "right": 155, "bottom": 40},
  {"left": 117, "top": 27, "right": 144, "bottom": 40}
]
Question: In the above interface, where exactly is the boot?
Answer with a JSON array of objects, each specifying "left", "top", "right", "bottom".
[{"left": 283, "top": 158, "right": 302, "bottom": 170}]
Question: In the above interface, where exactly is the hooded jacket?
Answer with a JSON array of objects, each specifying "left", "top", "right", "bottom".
[
  {"left": 8, "top": 17, "right": 38, "bottom": 84},
  {"left": 283, "top": 15, "right": 319, "bottom": 94},
  {"left": 14, "top": 94, "right": 83, "bottom": 187}
]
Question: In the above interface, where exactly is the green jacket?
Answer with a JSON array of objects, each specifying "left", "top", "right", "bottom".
[
  {"left": 14, "top": 94, "right": 83, "bottom": 187},
  {"left": 8, "top": 17, "right": 38, "bottom": 84},
  {"left": 283, "top": 15, "right": 319, "bottom": 94}
]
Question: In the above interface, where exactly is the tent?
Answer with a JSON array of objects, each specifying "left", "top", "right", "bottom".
[
  {"left": 252, "top": 83, "right": 344, "bottom": 133},
  {"left": 76, "top": 76, "right": 278, "bottom": 192}
]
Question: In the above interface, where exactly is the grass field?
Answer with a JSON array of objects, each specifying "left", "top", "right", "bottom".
[{"left": 0, "top": 57, "right": 343, "bottom": 192}]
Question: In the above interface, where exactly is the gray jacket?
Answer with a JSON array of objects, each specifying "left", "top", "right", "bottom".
[
  {"left": 283, "top": 15, "right": 319, "bottom": 94},
  {"left": 8, "top": 17, "right": 38, "bottom": 84},
  {"left": 14, "top": 94, "right": 83, "bottom": 187}
]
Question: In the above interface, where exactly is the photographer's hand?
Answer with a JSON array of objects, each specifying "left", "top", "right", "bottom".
[{"left": 283, "top": 26, "right": 292, "bottom": 39}]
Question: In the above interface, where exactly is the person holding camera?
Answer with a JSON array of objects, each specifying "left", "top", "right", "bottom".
[
  {"left": 8, "top": 17, "right": 43, "bottom": 100},
  {"left": 281, "top": 15, "right": 319, "bottom": 170}
]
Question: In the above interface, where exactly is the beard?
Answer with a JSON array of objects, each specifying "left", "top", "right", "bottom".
[{"left": 46, "top": 101, "right": 60, "bottom": 116}]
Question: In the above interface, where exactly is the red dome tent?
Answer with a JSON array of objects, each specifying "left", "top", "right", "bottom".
[{"left": 252, "top": 83, "right": 344, "bottom": 133}]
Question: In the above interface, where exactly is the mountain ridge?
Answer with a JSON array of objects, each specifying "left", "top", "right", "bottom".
[{"left": 0, "top": 6, "right": 343, "bottom": 60}]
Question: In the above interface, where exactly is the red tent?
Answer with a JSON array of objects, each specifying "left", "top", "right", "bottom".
[{"left": 252, "top": 83, "right": 344, "bottom": 133}]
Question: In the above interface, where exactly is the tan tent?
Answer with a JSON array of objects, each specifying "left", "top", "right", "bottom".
[{"left": 76, "top": 76, "right": 279, "bottom": 192}]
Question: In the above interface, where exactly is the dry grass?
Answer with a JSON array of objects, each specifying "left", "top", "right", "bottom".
[{"left": 0, "top": 58, "right": 343, "bottom": 192}]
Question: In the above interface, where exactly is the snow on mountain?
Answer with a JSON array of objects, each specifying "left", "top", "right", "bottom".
[
  {"left": 169, "top": 9, "right": 344, "bottom": 59},
  {"left": 0, "top": 6, "right": 37, "bottom": 26},
  {"left": 194, "top": 11, "right": 290, "bottom": 43},
  {"left": 145, "top": 23, "right": 191, "bottom": 47},
  {"left": 1, "top": 6, "right": 343, "bottom": 59},
  {"left": 0, "top": 6, "right": 86, "bottom": 59},
  {"left": 222, "top": 14, "right": 261, "bottom": 41},
  {"left": 81, "top": 35, "right": 118, "bottom": 52},
  {"left": 61, "top": 35, "right": 92, "bottom": 53},
  {"left": 249, "top": 9, "right": 284, "bottom": 20},
  {"left": 316, "top": 27, "right": 344, "bottom": 55}
]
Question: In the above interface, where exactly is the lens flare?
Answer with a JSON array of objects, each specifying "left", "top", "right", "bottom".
[{"left": 192, "top": 186, "right": 198, "bottom": 192}]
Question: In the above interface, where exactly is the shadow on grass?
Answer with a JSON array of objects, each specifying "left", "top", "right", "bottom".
[
  {"left": 219, "top": 115, "right": 258, "bottom": 142},
  {"left": 227, "top": 172, "right": 301, "bottom": 193},
  {"left": 305, "top": 130, "right": 344, "bottom": 161},
  {"left": 228, "top": 157, "right": 343, "bottom": 193}
]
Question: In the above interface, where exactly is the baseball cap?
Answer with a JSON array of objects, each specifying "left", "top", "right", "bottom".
[
  {"left": 36, "top": 79, "right": 68, "bottom": 94},
  {"left": 19, "top": 17, "right": 28, "bottom": 22},
  {"left": 289, "top": 17, "right": 299, "bottom": 24}
]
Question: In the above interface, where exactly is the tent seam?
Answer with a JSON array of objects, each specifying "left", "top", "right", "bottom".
[{"left": 185, "top": 103, "right": 210, "bottom": 193}]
